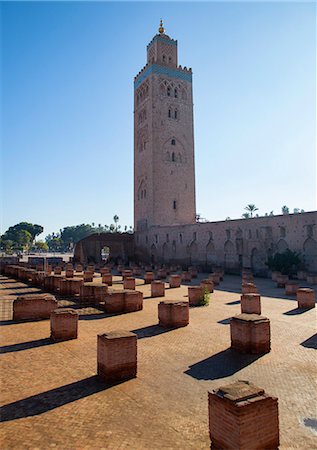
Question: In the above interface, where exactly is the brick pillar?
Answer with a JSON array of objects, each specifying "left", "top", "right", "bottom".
[
  {"left": 97, "top": 331, "right": 137, "bottom": 383},
  {"left": 54, "top": 266, "right": 62, "bottom": 275},
  {"left": 144, "top": 271, "right": 154, "bottom": 284},
  {"left": 209, "top": 273, "right": 220, "bottom": 286},
  {"left": 100, "top": 267, "right": 110, "bottom": 275},
  {"left": 122, "top": 270, "right": 133, "bottom": 280},
  {"left": 83, "top": 271, "right": 94, "bottom": 282},
  {"left": 285, "top": 281, "right": 299, "bottom": 295},
  {"left": 188, "top": 286, "right": 203, "bottom": 306},
  {"left": 306, "top": 273, "right": 317, "bottom": 284},
  {"left": 158, "top": 300, "right": 189, "bottom": 328},
  {"left": 124, "top": 290, "right": 143, "bottom": 312},
  {"left": 123, "top": 277, "right": 136, "bottom": 290},
  {"left": 230, "top": 314, "right": 270, "bottom": 354},
  {"left": 50, "top": 308, "right": 78, "bottom": 341},
  {"left": 102, "top": 273, "right": 113, "bottom": 286},
  {"left": 297, "top": 288, "right": 315, "bottom": 309},
  {"left": 271, "top": 271, "right": 281, "bottom": 281},
  {"left": 13, "top": 294, "right": 58, "bottom": 321},
  {"left": 104, "top": 290, "right": 125, "bottom": 313},
  {"left": 181, "top": 271, "right": 192, "bottom": 282},
  {"left": 241, "top": 283, "right": 258, "bottom": 294},
  {"left": 240, "top": 294, "right": 261, "bottom": 315},
  {"left": 65, "top": 269, "right": 74, "bottom": 278},
  {"left": 169, "top": 274, "right": 181, "bottom": 288},
  {"left": 200, "top": 279, "right": 214, "bottom": 293},
  {"left": 276, "top": 274, "right": 289, "bottom": 288},
  {"left": 208, "top": 380, "right": 279, "bottom": 450},
  {"left": 151, "top": 281, "right": 165, "bottom": 297},
  {"left": 75, "top": 264, "right": 83, "bottom": 272}
]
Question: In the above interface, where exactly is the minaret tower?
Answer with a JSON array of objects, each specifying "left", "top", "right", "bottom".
[{"left": 134, "top": 21, "right": 196, "bottom": 231}]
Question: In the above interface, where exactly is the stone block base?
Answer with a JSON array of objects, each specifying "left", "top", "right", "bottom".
[
  {"left": 285, "top": 282, "right": 299, "bottom": 296},
  {"left": 241, "top": 294, "right": 261, "bottom": 315},
  {"left": 181, "top": 271, "right": 192, "bottom": 282},
  {"left": 50, "top": 308, "right": 78, "bottom": 341},
  {"left": 200, "top": 279, "right": 214, "bottom": 293},
  {"left": 80, "top": 283, "right": 108, "bottom": 305},
  {"left": 188, "top": 286, "right": 203, "bottom": 306},
  {"left": 241, "top": 283, "right": 258, "bottom": 294},
  {"left": 97, "top": 331, "right": 137, "bottom": 383},
  {"left": 123, "top": 277, "right": 136, "bottom": 290},
  {"left": 169, "top": 274, "right": 181, "bottom": 288},
  {"left": 209, "top": 380, "right": 279, "bottom": 450},
  {"left": 13, "top": 294, "right": 58, "bottom": 321},
  {"left": 102, "top": 273, "right": 113, "bottom": 286},
  {"left": 83, "top": 272, "right": 94, "bottom": 282},
  {"left": 104, "top": 290, "right": 143, "bottom": 314},
  {"left": 297, "top": 288, "right": 315, "bottom": 309},
  {"left": 276, "top": 275, "right": 289, "bottom": 288},
  {"left": 209, "top": 273, "right": 220, "bottom": 285},
  {"left": 230, "top": 314, "right": 270, "bottom": 354},
  {"left": 144, "top": 272, "right": 154, "bottom": 284},
  {"left": 158, "top": 300, "right": 189, "bottom": 328},
  {"left": 151, "top": 281, "right": 165, "bottom": 297}
]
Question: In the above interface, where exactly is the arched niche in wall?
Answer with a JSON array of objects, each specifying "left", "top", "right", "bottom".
[
  {"left": 303, "top": 237, "right": 317, "bottom": 271},
  {"left": 224, "top": 240, "right": 235, "bottom": 269},
  {"left": 206, "top": 239, "right": 216, "bottom": 264},
  {"left": 276, "top": 239, "right": 288, "bottom": 253}
]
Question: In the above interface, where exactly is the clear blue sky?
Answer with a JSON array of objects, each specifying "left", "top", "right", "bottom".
[{"left": 1, "top": 1, "right": 316, "bottom": 238}]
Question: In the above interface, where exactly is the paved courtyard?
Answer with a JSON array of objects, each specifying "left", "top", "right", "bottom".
[{"left": 0, "top": 273, "right": 316, "bottom": 449}]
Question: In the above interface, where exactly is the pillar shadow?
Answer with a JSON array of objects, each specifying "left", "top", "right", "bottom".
[
  {"left": 0, "top": 376, "right": 109, "bottom": 422},
  {"left": 217, "top": 318, "right": 232, "bottom": 325},
  {"left": 283, "top": 307, "right": 312, "bottom": 316},
  {"left": 184, "top": 348, "right": 261, "bottom": 380},
  {"left": 1, "top": 338, "right": 54, "bottom": 354},
  {"left": 131, "top": 324, "right": 170, "bottom": 339},
  {"left": 225, "top": 300, "right": 240, "bottom": 305},
  {"left": 301, "top": 334, "right": 317, "bottom": 349}
]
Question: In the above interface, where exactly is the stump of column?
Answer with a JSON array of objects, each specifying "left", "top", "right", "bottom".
[
  {"left": 104, "top": 290, "right": 126, "bottom": 313},
  {"left": 241, "top": 282, "right": 258, "bottom": 294},
  {"left": 123, "top": 277, "right": 136, "bottom": 290},
  {"left": 209, "top": 273, "right": 220, "bottom": 286},
  {"left": 200, "top": 279, "right": 214, "bottom": 293},
  {"left": 297, "top": 288, "right": 315, "bottom": 309},
  {"left": 240, "top": 294, "right": 261, "bottom": 315},
  {"left": 276, "top": 274, "right": 289, "bottom": 288},
  {"left": 54, "top": 266, "right": 62, "bottom": 275},
  {"left": 151, "top": 280, "right": 165, "bottom": 297},
  {"left": 169, "top": 274, "right": 181, "bottom": 288},
  {"left": 124, "top": 290, "right": 143, "bottom": 312},
  {"left": 75, "top": 264, "right": 83, "bottom": 272},
  {"left": 102, "top": 273, "right": 112, "bottom": 286},
  {"left": 157, "top": 268, "right": 167, "bottom": 279},
  {"left": 271, "top": 271, "right": 281, "bottom": 282},
  {"left": 181, "top": 271, "right": 192, "bottom": 282},
  {"left": 208, "top": 380, "right": 279, "bottom": 450},
  {"left": 97, "top": 331, "right": 137, "bottom": 383},
  {"left": 158, "top": 300, "right": 189, "bottom": 328},
  {"left": 80, "top": 283, "right": 108, "bottom": 305},
  {"left": 50, "top": 308, "right": 78, "bottom": 341},
  {"left": 65, "top": 269, "right": 74, "bottom": 278},
  {"left": 306, "top": 273, "right": 317, "bottom": 284},
  {"left": 87, "top": 265, "right": 95, "bottom": 274},
  {"left": 83, "top": 271, "right": 94, "bottom": 282},
  {"left": 122, "top": 269, "right": 133, "bottom": 281},
  {"left": 230, "top": 314, "right": 270, "bottom": 354},
  {"left": 188, "top": 266, "right": 198, "bottom": 278},
  {"left": 144, "top": 271, "right": 154, "bottom": 284},
  {"left": 285, "top": 281, "right": 299, "bottom": 296},
  {"left": 13, "top": 294, "right": 58, "bottom": 321},
  {"left": 296, "top": 270, "right": 307, "bottom": 281},
  {"left": 188, "top": 286, "right": 203, "bottom": 306},
  {"left": 100, "top": 267, "right": 110, "bottom": 276},
  {"left": 133, "top": 267, "right": 142, "bottom": 276}
]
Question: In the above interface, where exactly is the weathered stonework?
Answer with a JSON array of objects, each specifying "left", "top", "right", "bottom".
[
  {"left": 97, "top": 331, "right": 137, "bottom": 383},
  {"left": 230, "top": 313, "right": 271, "bottom": 354},
  {"left": 50, "top": 308, "right": 78, "bottom": 341},
  {"left": 13, "top": 294, "right": 58, "bottom": 321},
  {"left": 297, "top": 288, "right": 315, "bottom": 309},
  {"left": 240, "top": 294, "right": 261, "bottom": 315},
  {"left": 151, "top": 280, "right": 165, "bottom": 297},
  {"left": 158, "top": 300, "right": 189, "bottom": 328},
  {"left": 188, "top": 286, "right": 203, "bottom": 306},
  {"left": 208, "top": 380, "right": 279, "bottom": 450},
  {"left": 169, "top": 274, "right": 181, "bottom": 288}
]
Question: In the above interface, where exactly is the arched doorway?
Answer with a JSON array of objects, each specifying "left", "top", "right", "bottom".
[{"left": 303, "top": 237, "right": 317, "bottom": 271}]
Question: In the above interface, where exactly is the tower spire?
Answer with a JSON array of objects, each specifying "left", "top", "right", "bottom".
[{"left": 158, "top": 19, "right": 165, "bottom": 35}]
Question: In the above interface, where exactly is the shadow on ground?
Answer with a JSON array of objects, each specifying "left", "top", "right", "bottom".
[
  {"left": 217, "top": 318, "right": 232, "bottom": 325},
  {"left": 184, "top": 348, "right": 261, "bottom": 380},
  {"left": 0, "top": 337, "right": 53, "bottom": 354},
  {"left": 131, "top": 324, "right": 169, "bottom": 339},
  {"left": 301, "top": 334, "right": 317, "bottom": 349},
  {"left": 0, "top": 376, "right": 110, "bottom": 422},
  {"left": 283, "top": 307, "right": 312, "bottom": 316}
]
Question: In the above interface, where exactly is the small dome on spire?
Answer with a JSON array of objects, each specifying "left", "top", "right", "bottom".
[{"left": 158, "top": 19, "right": 165, "bottom": 34}]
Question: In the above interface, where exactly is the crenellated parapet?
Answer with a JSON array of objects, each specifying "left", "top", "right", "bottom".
[{"left": 134, "top": 63, "right": 192, "bottom": 89}]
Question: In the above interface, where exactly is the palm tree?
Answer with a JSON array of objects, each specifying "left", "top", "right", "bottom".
[
  {"left": 242, "top": 213, "right": 250, "bottom": 219},
  {"left": 113, "top": 215, "right": 119, "bottom": 231},
  {"left": 244, "top": 204, "right": 258, "bottom": 218}
]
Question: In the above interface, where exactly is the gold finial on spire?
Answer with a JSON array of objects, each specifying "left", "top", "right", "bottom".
[{"left": 158, "top": 19, "right": 165, "bottom": 34}]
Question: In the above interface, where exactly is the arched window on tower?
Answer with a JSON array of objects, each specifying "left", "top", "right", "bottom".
[
  {"left": 174, "top": 88, "right": 178, "bottom": 98},
  {"left": 171, "top": 139, "right": 176, "bottom": 145},
  {"left": 169, "top": 56, "right": 172, "bottom": 63},
  {"left": 174, "top": 110, "right": 178, "bottom": 119},
  {"left": 173, "top": 200, "right": 177, "bottom": 210},
  {"left": 171, "top": 152, "right": 175, "bottom": 162},
  {"left": 162, "top": 55, "right": 166, "bottom": 63},
  {"left": 168, "top": 109, "right": 171, "bottom": 118},
  {"left": 167, "top": 87, "right": 171, "bottom": 96}
]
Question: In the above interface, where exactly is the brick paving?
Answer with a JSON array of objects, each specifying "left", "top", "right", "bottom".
[{"left": 0, "top": 273, "right": 316, "bottom": 449}]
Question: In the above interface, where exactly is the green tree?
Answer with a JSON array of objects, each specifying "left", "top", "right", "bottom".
[
  {"left": 282, "top": 205, "right": 289, "bottom": 215},
  {"left": 3, "top": 222, "right": 43, "bottom": 245},
  {"left": 242, "top": 213, "right": 250, "bottom": 219},
  {"left": 34, "top": 241, "right": 49, "bottom": 252},
  {"left": 244, "top": 204, "right": 259, "bottom": 218},
  {"left": 113, "top": 215, "right": 119, "bottom": 231},
  {"left": 266, "top": 249, "right": 302, "bottom": 276}
]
